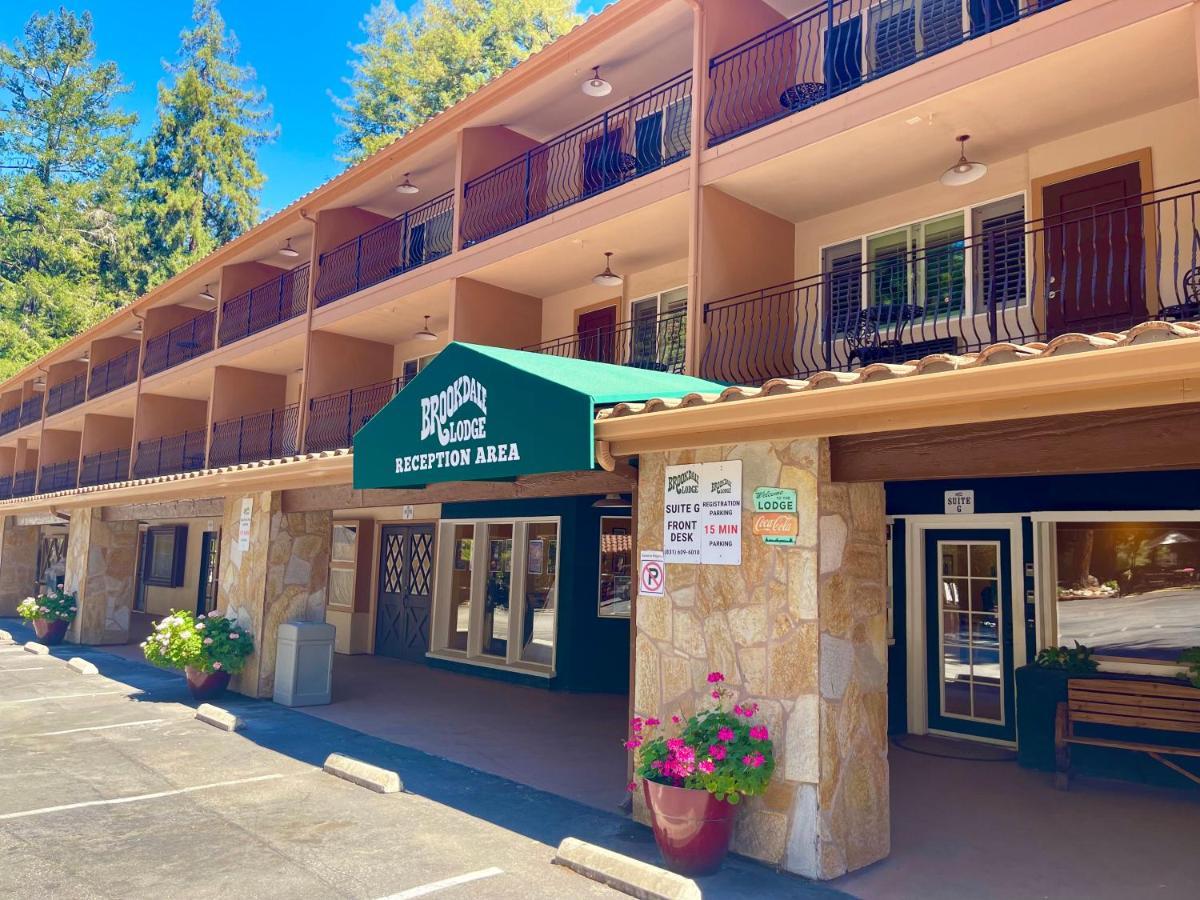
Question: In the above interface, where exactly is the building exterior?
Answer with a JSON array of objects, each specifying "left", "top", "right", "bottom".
[{"left": 0, "top": 0, "right": 1198, "bottom": 880}]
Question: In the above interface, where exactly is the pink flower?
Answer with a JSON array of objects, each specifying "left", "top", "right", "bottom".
[
  {"left": 666, "top": 738, "right": 686, "bottom": 751},
  {"left": 711, "top": 690, "right": 721, "bottom": 700},
  {"left": 630, "top": 717, "right": 644, "bottom": 732},
  {"left": 708, "top": 744, "right": 727, "bottom": 761},
  {"left": 645, "top": 717, "right": 660, "bottom": 727},
  {"left": 733, "top": 704, "right": 743, "bottom": 716},
  {"left": 203, "top": 637, "right": 213, "bottom": 646},
  {"left": 212, "top": 661, "right": 222, "bottom": 670},
  {"left": 698, "top": 760, "right": 715, "bottom": 774},
  {"left": 707, "top": 672, "right": 725, "bottom": 684},
  {"left": 626, "top": 781, "right": 637, "bottom": 793},
  {"left": 750, "top": 725, "right": 770, "bottom": 741},
  {"left": 671, "top": 715, "right": 681, "bottom": 724},
  {"left": 743, "top": 702, "right": 759, "bottom": 718},
  {"left": 717, "top": 727, "right": 735, "bottom": 742},
  {"left": 623, "top": 738, "right": 642, "bottom": 750},
  {"left": 651, "top": 760, "right": 664, "bottom": 771},
  {"left": 742, "top": 752, "right": 765, "bottom": 769}
]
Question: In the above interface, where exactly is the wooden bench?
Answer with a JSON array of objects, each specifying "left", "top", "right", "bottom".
[{"left": 1054, "top": 677, "right": 1200, "bottom": 789}]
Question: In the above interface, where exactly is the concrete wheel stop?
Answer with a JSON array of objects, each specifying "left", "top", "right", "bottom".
[
  {"left": 322, "top": 753, "right": 403, "bottom": 794},
  {"left": 195, "top": 703, "right": 243, "bottom": 732},
  {"left": 553, "top": 837, "right": 701, "bottom": 900}
]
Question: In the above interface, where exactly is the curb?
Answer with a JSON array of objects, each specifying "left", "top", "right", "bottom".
[
  {"left": 322, "top": 753, "right": 403, "bottom": 794},
  {"left": 553, "top": 838, "right": 701, "bottom": 900},
  {"left": 195, "top": 703, "right": 243, "bottom": 732},
  {"left": 24, "top": 642, "right": 50, "bottom": 655},
  {"left": 67, "top": 657, "right": 99, "bottom": 675}
]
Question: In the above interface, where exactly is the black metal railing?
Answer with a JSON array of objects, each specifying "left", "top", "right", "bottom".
[
  {"left": 79, "top": 447, "right": 131, "bottom": 487},
  {"left": 706, "top": 0, "right": 1065, "bottom": 146},
  {"left": 132, "top": 429, "right": 207, "bottom": 479},
  {"left": 12, "top": 469, "right": 36, "bottom": 497},
  {"left": 45, "top": 373, "right": 86, "bottom": 416},
  {"left": 0, "top": 474, "right": 11, "bottom": 500},
  {"left": 305, "top": 377, "right": 405, "bottom": 453},
  {"left": 702, "top": 180, "right": 1200, "bottom": 385},
  {"left": 209, "top": 404, "right": 300, "bottom": 468},
  {"left": 88, "top": 347, "right": 139, "bottom": 398},
  {"left": 19, "top": 395, "right": 43, "bottom": 427},
  {"left": 219, "top": 264, "right": 310, "bottom": 345},
  {"left": 524, "top": 308, "right": 688, "bottom": 374},
  {"left": 314, "top": 194, "right": 454, "bottom": 308},
  {"left": 461, "top": 71, "right": 692, "bottom": 247},
  {"left": 142, "top": 310, "right": 215, "bottom": 377},
  {"left": 38, "top": 460, "right": 77, "bottom": 493},
  {"left": 0, "top": 405, "right": 20, "bottom": 436}
]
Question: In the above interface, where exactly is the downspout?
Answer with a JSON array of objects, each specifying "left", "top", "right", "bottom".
[
  {"left": 682, "top": 0, "right": 705, "bottom": 380},
  {"left": 295, "top": 208, "right": 320, "bottom": 455}
]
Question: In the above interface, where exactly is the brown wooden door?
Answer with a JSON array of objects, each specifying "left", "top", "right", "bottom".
[
  {"left": 1042, "top": 163, "right": 1146, "bottom": 337},
  {"left": 577, "top": 306, "right": 617, "bottom": 363},
  {"left": 374, "top": 524, "right": 435, "bottom": 661}
]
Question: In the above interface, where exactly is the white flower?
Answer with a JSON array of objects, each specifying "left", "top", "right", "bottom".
[
  {"left": 212, "top": 661, "right": 222, "bottom": 670},
  {"left": 180, "top": 631, "right": 192, "bottom": 640},
  {"left": 203, "top": 637, "right": 213, "bottom": 645},
  {"left": 195, "top": 623, "right": 205, "bottom": 631},
  {"left": 139, "top": 641, "right": 147, "bottom": 648},
  {"left": 230, "top": 633, "right": 239, "bottom": 640}
]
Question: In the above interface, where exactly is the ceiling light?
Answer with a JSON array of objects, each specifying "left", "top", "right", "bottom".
[
  {"left": 414, "top": 315, "right": 437, "bottom": 342},
  {"left": 279, "top": 237, "right": 300, "bottom": 258},
  {"left": 395, "top": 173, "right": 419, "bottom": 195},
  {"left": 582, "top": 66, "right": 612, "bottom": 98},
  {"left": 592, "top": 493, "right": 631, "bottom": 508},
  {"left": 940, "top": 134, "right": 987, "bottom": 187},
  {"left": 592, "top": 252, "right": 622, "bottom": 287},
  {"left": 199, "top": 283, "right": 216, "bottom": 301}
]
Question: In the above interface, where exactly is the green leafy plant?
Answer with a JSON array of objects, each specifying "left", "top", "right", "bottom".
[
  {"left": 16, "top": 589, "right": 77, "bottom": 622},
  {"left": 1035, "top": 641, "right": 1100, "bottom": 674},
  {"left": 142, "top": 609, "right": 253, "bottom": 675},
  {"left": 1179, "top": 648, "right": 1200, "bottom": 688},
  {"left": 625, "top": 673, "right": 776, "bottom": 804}
]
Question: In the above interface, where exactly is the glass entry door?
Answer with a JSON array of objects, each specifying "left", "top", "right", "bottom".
[{"left": 924, "top": 529, "right": 1015, "bottom": 742}]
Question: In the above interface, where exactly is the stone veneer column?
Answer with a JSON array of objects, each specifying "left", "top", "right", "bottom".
[
  {"left": 217, "top": 491, "right": 331, "bottom": 698},
  {"left": 633, "top": 438, "right": 888, "bottom": 880},
  {"left": 0, "top": 517, "right": 39, "bottom": 614},
  {"left": 63, "top": 507, "right": 139, "bottom": 645}
]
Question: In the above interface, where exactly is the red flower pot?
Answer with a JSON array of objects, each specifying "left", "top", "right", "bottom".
[
  {"left": 185, "top": 666, "right": 231, "bottom": 701},
  {"left": 643, "top": 780, "right": 738, "bottom": 876},
  {"left": 33, "top": 618, "right": 69, "bottom": 646}
]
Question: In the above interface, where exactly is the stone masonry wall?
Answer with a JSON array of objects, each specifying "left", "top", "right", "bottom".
[
  {"left": 64, "top": 507, "right": 139, "bottom": 645},
  {"left": 0, "top": 518, "right": 38, "bottom": 614},
  {"left": 634, "top": 438, "right": 888, "bottom": 880}
]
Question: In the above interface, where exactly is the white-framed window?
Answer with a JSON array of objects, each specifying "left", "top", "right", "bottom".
[
  {"left": 629, "top": 285, "right": 687, "bottom": 372},
  {"left": 430, "top": 517, "right": 561, "bottom": 675},
  {"left": 401, "top": 353, "right": 437, "bottom": 384}
]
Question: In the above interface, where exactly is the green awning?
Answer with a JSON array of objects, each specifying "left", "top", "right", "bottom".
[{"left": 353, "top": 342, "right": 723, "bottom": 489}]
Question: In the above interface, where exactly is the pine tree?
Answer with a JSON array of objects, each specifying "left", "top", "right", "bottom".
[
  {"left": 137, "top": 0, "right": 276, "bottom": 284},
  {"left": 0, "top": 9, "right": 139, "bottom": 379},
  {"left": 335, "top": 0, "right": 580, "bottom": 163}
]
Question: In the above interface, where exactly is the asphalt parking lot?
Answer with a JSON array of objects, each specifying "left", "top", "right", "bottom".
[{"left": 0, "top": 623, "right": 830, "bottom": 900}]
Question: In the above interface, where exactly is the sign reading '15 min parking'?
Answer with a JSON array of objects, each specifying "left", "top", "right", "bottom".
[{"left": 663, "top": 460, "right": 742, "bottom": 566}]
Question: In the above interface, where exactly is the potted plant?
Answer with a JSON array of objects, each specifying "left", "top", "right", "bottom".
[
  {"left": 16, "top": 589, "right": 77, "bottom": 645},
  {"left": 625, "top": 672, "right": 775, "bottom": 876},
  {"left": 1179, "top": 647, "right": 1200, "bottom": 688},
  {"left": 1016, "top": 641, "right": 1100, "bottom": 771},
  {"left": 142, "top": 610, "right": 253, "bottom": 700}
]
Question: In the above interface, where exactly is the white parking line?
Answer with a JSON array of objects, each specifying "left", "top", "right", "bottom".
[
  {"left": 17, "top": 718, "right": 169, "bottom": 738},
  {"left": 0, "top": 690, "right": 141, "bottom": 707},
  {"left": 0, "top": 773, "right": 293, "bottom": 821},
  {"left": 0, "top": 666, "right": 55, "bottom": 673},
  {"left": 379, "top": 867, "right": 505, "bottom": 899}
]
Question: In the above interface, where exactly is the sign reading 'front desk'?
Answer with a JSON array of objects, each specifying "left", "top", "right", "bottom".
[
  {"left": 663, "top": 460, "right": 742, "bottom": 565},
  {"left": 353, "top": 343, "right": 597, "bottom": 488}
]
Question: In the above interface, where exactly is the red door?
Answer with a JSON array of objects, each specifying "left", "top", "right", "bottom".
[
  {"left": 577, "top": 306, "right": 617, "bottom": 363},
  {"left": 1043, "top": 163, "right": 1146, "bottom": 337}
]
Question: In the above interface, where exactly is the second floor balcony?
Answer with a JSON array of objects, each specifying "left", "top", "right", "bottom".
[
  {"left": 0, "top": 405, "right": 20, "bottom": 436},
  {"left": 143, "top": 310, "right": 215, "bottom": 378},
  {"left": 461, "top": 71, "right": 692, "bottom": 247},
  {"left": 19, "top": 395, "right": 43, "bottom": 427},
  {"left": 79, "top": 448, "right": 131, "bottom": 487},
  {"left": 209, "top": 404, "right": 300, "bottom": 468},
  {"left": 524, "top": 307, "right": 688, "bottom": 374},
  {"left": 12, "top": 469, "right": 36, "bottom": 498},
  {"left": 45, "top": 374, "right": 86, "bottom": 417},
  {"left": 219, "top": 264, "right": 310, "bottom": 345},
  {"left": 315, "top": 193, "right": 454, "bottom": 308},
  {"left": 305, "top": 377, "right": 405, "bottom": 454},
  {"left": 132, "top": 429, "right": 207, "bottom": 480},
  {"left": 39, "top": 460, "right": 77, "bottom": 493},
  {"left": 88, "top": 348, "right": 139, "bottom": 399}
]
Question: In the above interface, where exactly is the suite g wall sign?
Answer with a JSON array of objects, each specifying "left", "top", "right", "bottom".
[{"left": 663, "top": 460, "right": 742, "bottom": 565}]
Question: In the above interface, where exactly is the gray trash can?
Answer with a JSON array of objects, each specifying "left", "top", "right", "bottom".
[{"left": 273, "top": 621, "right": 335, "bottom": 707}]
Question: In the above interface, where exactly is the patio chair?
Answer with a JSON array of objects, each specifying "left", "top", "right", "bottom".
[
  {"left": 779, "top": 82, "right": 825, "bottom": 112},
  {"left": 1156, "top": 266, "right": 1200, "bottom": 322}
]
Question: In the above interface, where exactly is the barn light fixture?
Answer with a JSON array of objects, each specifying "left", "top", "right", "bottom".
[
  {"left": 395, "top": 173, "right": 419, "bottom": 195},
  {"left": 279, "top": 237, "right": 300, "bottom": 258},
  {"left": 940, "top": 134, "right": 987, "bottom": 187},
  {"left": 592, "top": 252, "right": 622, "bottom": 287},
  {"left": 414, "top": 315, "right": 437, "bottom": 342},
  {"left": 582, "top": 66, "right": 612, "bottom": 98}
]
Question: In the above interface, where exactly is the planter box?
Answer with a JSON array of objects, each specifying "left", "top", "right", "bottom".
[{"left": 1015, "top": 664, "right": 1073, "bottom": 771}]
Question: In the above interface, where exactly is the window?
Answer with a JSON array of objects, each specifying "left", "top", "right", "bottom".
[
  {"left": 327, "top": 523, "right": 358, "bottom": 611},
  {"left": 402, "top": 354, "right": 437, "bottom": 384},
  {"left": 1053, "top": 521, "right": 1200, "bottom": 663},
  {"left": 599, "top": 517, "right": 632, "bottom": 618},
  {"left": 143, "top": 525, "right": 187, "bottom": 588},
  {"left": 522, "top": 522, "right": 560, "bottom": 664},
  {"left": 630, "top": 286, "right": 687, "bottom": 373},
  {"left": 444, "top": 524, "right": 473, "bottom": 652}
]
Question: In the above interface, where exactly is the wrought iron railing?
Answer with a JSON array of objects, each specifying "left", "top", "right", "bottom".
[
  {"left": 219, "top": 264, "right": 310, "bottom": 345},
  {"left": 12, "top": 469, "right": 36, "bottom": 497},
  {"left": 314, "top": 194, "right": 454, "bottom": 308},
  {"left": 524, "top": 308, "right": 688, "bottom": 374},
  {"left": 209, "top": 404, "right": 300, "bottom": 468},
  {"left": 79, "top": 447, "right": 131, "bottom": 487},
  {"left": 0, "top": 475, "right": 11, "bottom": 500},
  {"left": 0, "top": 406, "right": 20, "bottom": 436},
  {"left": 45, "top": 373, "right": 86, "bottom": 416},
  {"left": 706, "top": 0, "right": 1064, "bottom": 145},
  {"left": 88, "top": 348, "right": 139, "bottom": 398},
  {"left": 132, "top": 429, "right": 207, "bottom": 479},
  {"left": 19, "top": 395, "right": 43, "bottom": 427},
  {"left": 39, "top": 460, "right": 77, "bottom": 493},
  {"left": 461, "top": 71, "right": 693, "bottom": 247},
  {"left": 305, "top": 377, "right": 405, "bottom": 453},
  {"left": 143, "top": 310, "right": 215, "bottom": 377},
  {"left": 702, "top": 180, "right": 1200, "bottom": 385}
]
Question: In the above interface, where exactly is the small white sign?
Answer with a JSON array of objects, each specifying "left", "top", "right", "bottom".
[
  {"left": 700, "top": 459, "right": 742, "bottom": 566},
  {"left": 402, "top": 505, "right": 415, "bottom": 520},
  {"left": 944, "top": 490, "right": 975, "bottom": 515},
  {"left": 639, "top": 550, "right": 666, "bottom": 597},
  {"left": 237, "top": 497, "right": 254, "bottom": 551},
  {"left": 664, "top": 464, "right": 703, "bottom": 564}
]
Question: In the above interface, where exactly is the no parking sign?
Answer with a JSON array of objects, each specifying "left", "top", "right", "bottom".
[{"left": 639, "top": 550, "right": 665, "bottom": 597}]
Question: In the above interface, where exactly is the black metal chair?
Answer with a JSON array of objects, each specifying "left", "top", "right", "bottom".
[
  {"left": 1155, "top": 266, "right": 1200, "bottom": 322},
  {"left": 779, "top": 82, "right": 825, "bottom": 112},
  {"left": 843, "top": 304, "right": 925, "bottom": 367}
]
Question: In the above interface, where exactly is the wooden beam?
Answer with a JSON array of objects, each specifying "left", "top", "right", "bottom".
[
  {"left": 830, "top": 403, "right": 1200, "bottom": 482},
  {"left": 281, "top": 469, "right": 636, "bottom": 513},
  {"left": 101, "top": 498, "right": 225, "bottom": 522}
]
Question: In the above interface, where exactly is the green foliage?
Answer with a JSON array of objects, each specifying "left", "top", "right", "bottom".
[
  {"left": 1179, "top": 648, "right": 1200, "bottom": 688},
  {"left": 1035, "top": 641, "right": 1100, "bottom": 675},
  {"left": 16, "top": 588, "right": 77, "bottom": 622},
  {"left": 142, "top": 609, "right": 253, "bottom": 675},
  {"left": 335, "top": 0, "right": 579, "bottom": 162}
]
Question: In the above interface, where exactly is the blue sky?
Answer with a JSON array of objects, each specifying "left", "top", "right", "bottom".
[{"left": 1, "top": 1, "right": 600, "bottom": 218}]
